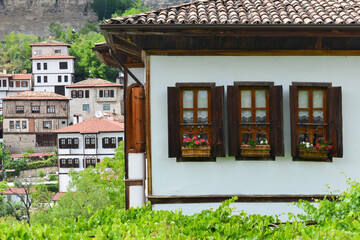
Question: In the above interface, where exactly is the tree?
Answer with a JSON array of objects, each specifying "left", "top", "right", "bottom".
[
  {"left": 112, "top": 0, "right": 150, "bottom": 17},
  {"left": 91, "top": 0, "right": 133, "bottom": 20}
]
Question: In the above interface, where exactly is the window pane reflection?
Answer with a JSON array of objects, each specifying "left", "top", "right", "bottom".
[
  {"left": 242, "top": 133, "right": 252, "bottom": 144},
  {"left": 241, "top": 110, "right": 252, "bottom": 122},
  {"left": 241, "top": 90, "right": 251, "bottom": 108},
  {"left": 256, "top": 110, "right": 266, "bottom": 123},
  {"left": 198, "top": 110, "right": 208, "bottom": 123},
  {"left": 183, "top": 91, "right": 193, "bottom": 108},
  {"left": 183, "top": 110, "right": 194, "bottom": 123},
  {"left": 299, "top": 110, "right": 309, "bottom": 123},
  {"left": 313, "top": 110, "right": 323, "bottom": 123},
  {"left": 298, "top": 90, "right": 309, "bottom": 108},
  {"left": 313, "top": 90, "right": 324, "bottom": 108},
  {"left": 197, "top": 90, "right": 208, "bottom": 108},
  {"left": 255, "top": 90, "right": 266, "bottom": 108}
]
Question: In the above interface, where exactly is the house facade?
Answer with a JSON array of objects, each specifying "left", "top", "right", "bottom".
[
  {"left": 2, "top": 91, "right": 70, "bottom": 154},
  {"left": 53, "top": 118, "right": 124, "bottom": 192},
  {"left": 30, "top": 37, "right": 74, "bottom": 96},
  {"left": 66, "top": 78, "right": 123, "bottom": 122},
  {"left": 0, "top": 71, "right": 32, "bottom": 114},
  {"left": 94, "top": 0, "right": 360, "bottom": 215}
]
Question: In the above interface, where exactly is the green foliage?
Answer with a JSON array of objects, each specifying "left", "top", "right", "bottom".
[
  {"left": 247, "top": 139, "right": 259, "bottom": 147},
  {"left": 0, "top": 32, "right": 40, "bottom": 73},
  {"left": 112, "top": 0, "right": 150, "bottom": 17},
  {"left": 48, "top": 175, "right": 57, "bottom": 181},
  {"left": 45, "top": 184, "right": 58, "bottom": 193},
  {"left": 91, "top": 0, "right": 133, "bottom": 20},
  {"left": 37, "top": 170, "right": 45, "bottom": 178},
  {"left": 3, "top": 147, "right": 27, "bottom": 177}
]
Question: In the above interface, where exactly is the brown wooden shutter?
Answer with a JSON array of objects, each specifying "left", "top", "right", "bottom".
[
  {"left": 327, "top": 87, "right": 343, "bottom": 158},
  {"left": 168, "top": 87, "right": 181, "bottom": 157},
  {"left": 289, "top": 85, "right": 298, "bottom": 157},
  {"left": 102, "top": 138, "right": 105, "bottom": 148},
  {"left": 211, "top": 86, "right": 225, "bottom": 157},
  {"left": 227, "top": 86, "right": 239, "bottom": 157},
  {"left": 269, "top": 85, "right": 284, "bottom": 156}
]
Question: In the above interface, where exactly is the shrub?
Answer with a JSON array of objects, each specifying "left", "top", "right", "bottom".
[
  {"left": 48, "top": 175, "right": 57, "bottom": 181},
  {"left": 46, "top": 184, "right": 58, "bottom": 193},
  {"left": 38, "top": 170, "right": 45, "bottom": 178}
]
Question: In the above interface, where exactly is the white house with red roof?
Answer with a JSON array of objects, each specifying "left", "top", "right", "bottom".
[
  {"left": 30, "top": 37, "right": 74, "bottom": 96},
  {"left": 66, "top": 78, "right": 124, "bottom": 122},
  {"left": 53, "top": 117, "right": 124, "bottom": 192}
]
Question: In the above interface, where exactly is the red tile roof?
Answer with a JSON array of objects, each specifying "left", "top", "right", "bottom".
[
  {"left": 30, "top": 37, "right": 70, "bottom": 47},
  {"left": 11, "top": 152, "right": 54, "bottom": 159},
  {"left": 67, "top": 78, "right": 122, "bottom": 88},
  {"left": 0, "top": 73, "right": 12, "bottom": 78},
  {"left": 4, "top": 188, "right": 27, "bottom": 195},
  {"left": 53, "top": 192, "right": 66, "bottom": 201},
  {"left": 11, "top": 74, "right": 32, "bottom": 80},
  {"left": 54, "top": 118, "right": 124, "bottom": 133},
  {"left": 105, "top": 0, "right": 360, "bottom": 25},
  {"left": 2, "top": 91, "right": 71, "bottom": 100},
  {"left": 30, "top": 54, "right": 75, "bottom": 60}
]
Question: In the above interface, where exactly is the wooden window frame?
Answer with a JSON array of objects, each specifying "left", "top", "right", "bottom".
[
  {"left": 71, "top": 90, "right": 77, "bottom": 98},
  {"left": 58, "top": 75, "right": 62, "bottom": 82},
  {"left": 9, "top": 121, "right": 14, "bottom": 129},
  {"left": 64, "top": 76, "right": 68, "bottom": 82},
  {"left": 31, "top": 106, "right": 40, "bottom": 113},
  {"left": 36, "top": 134, "right": 56, "bottom": 147},
  {"left": 168, "top": 83, "right": 225, "bottom": 161},
  {"left": 9, "top": 81, "right": 13, "bottom": 87},
  {"left": 37, "top": 63, "right": 41, "bottom": 70},
  {"left": 37, "top": 76, "right": 41, "bottom": 83},
  {"left": 43, "top": 121, "right": 52, "bottom": 129},
  {"left": 59, "top": 138, "right": 67, "bottom": 149},
  {"left": 59, "top": 62, "right": 68, "bottom": 70},
  {"left": 43, "top": 63, "right": 47, "bottom": 70},
  {"left": 110, "top": 90, "right": 114, "bottom": 97},
  {"left": 47, "top": 106, "right": 55, "bottom": 113},
  {"left": 290, "top": 82, "right": 343, "bottom": 160},
  {"left": 44, "top": 76, "right": 48, "bottom": 83},
  {"left": 85, "top": 135, "right": 95, "bottom": 149},
  {"left": 78, "top": 90, "right": 84, "bottom": 98},
  {"left": 15, "top": 81, "right": 20, "bottom": 88},
  {"left": 3, "top": 80, "right": 6, "bottom": 87},
  {"left": 99, "top": 90, "right": 103, "bottom": 98},
  {"left": 22, "top": 121, "right": 26, "bottom": 129},
  {"left": 15, "top": 121, "right": 20, "bottom": 129},
  {"left": 85, "top": 90, "right": 89, "bottom": 98},
  {"left": 16, "top": 106, "right": 24, "bottom": 113},
  {"left": 21, "top": 81, "right": 28, "bottom": 87},
  {"left": 104, "top": 90, "right": 109, "bottom": 98}
]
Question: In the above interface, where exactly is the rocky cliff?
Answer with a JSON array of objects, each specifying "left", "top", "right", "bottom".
[
  {"left": 0, "top": 0, "right": 98, "bottom": 39},
  {"left": 144, "top": 0, "right": 193, "bottom": 11}
]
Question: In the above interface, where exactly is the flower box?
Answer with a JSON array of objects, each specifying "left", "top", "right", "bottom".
[
  {"left": 298, "top": 148, "right": 329, "bottom": 160},
  {"left": 241, "top": 145, "right": 271, "bottom": 158},
  {"left": 182, "top": 146, "right": 211, "bottom": 158}
]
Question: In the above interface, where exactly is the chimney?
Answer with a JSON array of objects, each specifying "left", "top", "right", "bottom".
[
  {"left": 73, "top": 115, "right": 78, "bottom": 125},
  {"left": 3, "top": 70, "right": 6, "bottom": 74},
  {"left": 23, "top": 70, "right": 27, "bottom": 74},
  {"left": 78, "top": 114, "right": 83, "bottom": 123},
  {"left": 12, "top": 71, "right": 14, "bottom": 74}
]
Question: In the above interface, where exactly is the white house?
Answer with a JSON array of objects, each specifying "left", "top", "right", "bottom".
[
  {"left": 0, "top": 71, "right": 32, "bottom": 114},
  {"left": 30, "top": 37, "right": 74, "bottom": 96},
  {"left": 53, "top": 118, "right": 124, "bottom": 192},
  {"left": 66, "top": 78, "right": 124, "bottom": 122},
  {"left": 94, "top": 0, "right": 360, "bottom": 215}
]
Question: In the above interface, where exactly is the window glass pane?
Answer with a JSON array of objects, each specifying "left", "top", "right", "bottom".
[
  {"left": 256, "top": 133, "right": 267, "bottom": 143},
  {"left": 241, "top": 133, "right": 252, "bottom": 144},
  {"left": 313, "top": 90, "right": 324, "bottom": 108},
  {"left": 183, "top": 91, "right": 193, "bottom": 108},
  {"left": 256, "top": 110, "right": 266, "bottom": 123},
  {"left": 299, "top": 133, "right": 309, "bottom": 143},
  {"left": 241, "top": 110, "right": 252, "bottom": 123},
  {"left": 183, "top": 110, "right": 194, "bottom": 123},
  {"left": 241, "top": 90, "right": 251, "bottom": 108},
  {"left": 313, "top": 110, "right": 323, "bottom": 123},
  {"left": 298, "top": 110, "right": 309, "bottom": 123},
  {"left": 298, "top": 90, "right": 309, "bottom": 108},
  {"left": 197, "top": 90, "right": 208, "bottom": 108},
  {"left": 313, "top": 133, "right": 324, "bottom": 143},
  {"left": 197, "top": 110, "right": 208, "bottom": 123},
  {"left": 255, "top": 90, "right": 266, "bottom": 108}
]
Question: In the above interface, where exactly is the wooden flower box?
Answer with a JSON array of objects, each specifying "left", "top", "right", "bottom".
[
  {"left": 298, "top": 148, "right": 329, "bottom": 160},
  {"left": 241, "top": 145, "right": 271, "bottom": 158},
  {"left": 182, "top": 146, "right": 211, "bottom": 158}
]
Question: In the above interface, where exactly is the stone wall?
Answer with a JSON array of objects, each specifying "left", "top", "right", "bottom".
[
  {"left": 0, "top": 0, "right": 98, "bottom": 39},
  {"left": 19, "top": 166, "right": 58, "bottom": 179}
]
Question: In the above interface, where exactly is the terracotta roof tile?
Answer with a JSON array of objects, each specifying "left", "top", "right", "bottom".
[
  {"left": 54, "top": 118, "right": 124, "bottom": 133},
  {"left": 30, "top": 54, "right": 75, "bottom": 60},
  {"left": 30, "top": 36, "right": 70, "bottom": 47},
  {"left": 2, "top": 91, "right": 71, "bottom": 100},
  {"left": 66, "top": 78, "right": 122, "bottom": 88},
  {"left": 11, "top": 74, "right": 32, "bottom": 80},
  {"left": 105, "top": 0, "right": 360, "bottom": 25},
  {"left": 4, "top": 188, "right": 27, "bottom": 195}
]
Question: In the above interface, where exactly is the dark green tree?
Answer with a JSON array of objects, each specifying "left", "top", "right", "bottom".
[{"left": 91, "top": 0, "right": 133, "bottom": 20}]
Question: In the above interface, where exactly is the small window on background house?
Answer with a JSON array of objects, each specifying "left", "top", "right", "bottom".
[
  {"left": 167, "top": 83, "right": 225, "bottom": 160},
  {"left": 22, "top": 121, "right": 27, "bottom": 129},
  {"left": 9, "top": 121, "right": 14, "bottom": 129},
  {"left": 0, "top": 80, "right": 2, "bottom": 87},
  {"left": 83, "top": 104, "right": 90, "bottom": 111},
  {"left": 44, "top": 76, "right": 48, "bottom": 83},
  {"left": 9, "top": 81, "right": 13, "bottom": 87},
  {"left": 60, "top": 159, "right": 66, "bottom": 168},
  {"left": 103, "top": 137, "right": 110, "bottom": 148},
  {"left": 43, "top": 63, "right": 47, "bottom": 70},
  {"left": 109, "top": 90, "right": 114, "bottom": 97},
  {"left": 85, "top": 135, "right": 96, "bottom": 149},
  {"left": 37, "top": 76, "right": 41, "bottom": 83},
  {"left": 110, "top": 137, "right": 116, "bottom": 148},
  {"left": 59, "top": 138, "right": 67, "bottom": 148},
  {"left": 103, "top": 103, "right": 110, "bottom": 111},
  {"left": 290, "top": 83, "right": 343, "bottom": 160},
  {"left": 16, "top": 121, "right": 20, "bottom": 129},
  {"left": 54, "top": 49, "right": 61, "bottom": 54},
  {"left": 99, "top": 90, "right": 103, "bottom": 98},
  {"left": 59, "top": 62, "right": 68, "bottom": 69},
  {"left": 85, "top": 90, "right": 89, "bottom": 98},
  {"left": 64, "top": 76, "right": 68, "bottom": 82},
  {"left": 58, "top": 76, "right": 62, "bottom": 82},
  {"left": 16, "top": 106, "right": 24, "bottom": 113},
  {"left": 62, "top": 121, "right": 66, "bottom": 124},
  {"left": 37, "top": 63, "right": 41, "bottom": 70},
  {"left": 104, "top": 90, "right": 109, "bottom": 98},
  {"left": 78, "top": 90, "right": 84, "bottom": 98},
  {"left": 73, "top": 138, "right": 79, "bottom": 149},
  {"left": 35, "top": 50, "right": 42, "bottom": 55},
  {"left": 22, "top": 81, "right": 27, "bottom": 87},
  {"left": 32, "top": 106, "right": 40, "bottom": 113},
  {"left": 15, "top": 81, "right": 20, "bottom": 87},
  {"left": 47, "top": 106, "right": 55, "bottom": 113},
  {"left": 43, "top": 121, "right": 52, "bottom": 129},
  {"left": 67, "top": 138, "right": 72, "bottom": 148},
  {"left": 74, "top": 158, "right": 79, "bottom": 168},
  {"left": 3, "top": 80, "right": 6, "bottom": 87},
  {"left": 71, "top": 90, "right": 77, "bottom": 98}
]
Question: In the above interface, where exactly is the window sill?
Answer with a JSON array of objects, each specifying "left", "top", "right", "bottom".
[
  {"left": 236, "top": 156, "right": 275, "bottom": 161},
  {"left": 293, "top": 157, "right": 332, "bottom": 162},
  {"left": 177, "top": 156, "right": 216, "bottom": 162}
]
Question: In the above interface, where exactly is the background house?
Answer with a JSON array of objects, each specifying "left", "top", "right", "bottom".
[
  {"left": 30, "top": 37, "right": 74, "bottom": 96},
  {"left": 2, "top": 91, "right": 70, "bottom": 153},
  {"left": 94, "top": 0, "right": 359, "bottom": 215},
  {"left": 66, "top": 78, "right": 124, "bottom": 122},
  {"left": 53, "top": 117, "right": 124, "bottom": 192}
]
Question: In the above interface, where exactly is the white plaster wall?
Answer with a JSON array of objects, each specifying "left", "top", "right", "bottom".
[
  {"left": 32, "top": 59, "right": 74, "bottom": 75},
  {"left": 128, "top": 68, "right": 145, "bottom": 85},
  {"left": 129, "top": 186, "right": 145, "bottom": 208},
  {"left": 128, "top": 153, "right": 145, "bottom": 180},
  {"left": 59, "top": 174, "right": 71, "bottom": 192},
  {"left": 32, "top": 46, "right": 69, "bottom": 57},
  {"left": 150, "top": 56, "right": 360, "bottom": 197}
]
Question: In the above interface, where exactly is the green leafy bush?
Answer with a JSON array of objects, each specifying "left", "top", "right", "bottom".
[
  {"left": 46, "top": 184, "right": 58, "bottom": 193},
  {"left": 38, "top": 170, "right": 45, "bottom": 178},
  {"left": 48, "top": 175, "right": 57, "bottom": 181}
]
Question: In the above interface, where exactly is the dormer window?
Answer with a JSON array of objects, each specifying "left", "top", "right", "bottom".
[{"left": 54, "top": 49, "right": 61, "bottom": 54}]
